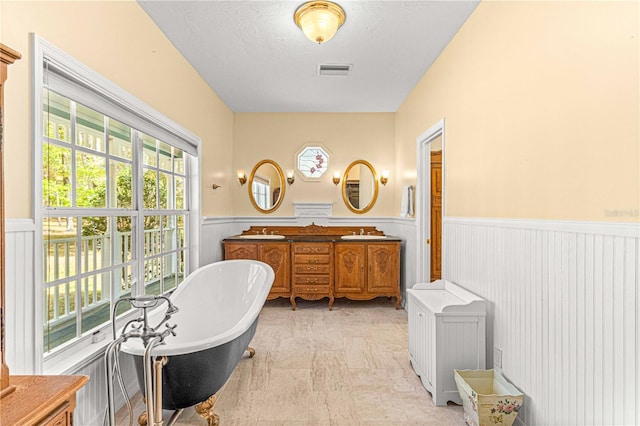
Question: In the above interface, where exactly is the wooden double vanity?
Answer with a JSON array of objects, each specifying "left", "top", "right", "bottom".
[{"left": 224, "top": 224, "right": 401, "bottom": 310}]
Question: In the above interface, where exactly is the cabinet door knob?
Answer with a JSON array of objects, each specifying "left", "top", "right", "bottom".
[{"left": 426, "top": 238, "right": 431, "bottom": 245}]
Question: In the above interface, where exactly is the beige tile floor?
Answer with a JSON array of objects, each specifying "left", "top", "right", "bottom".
[{"left": 117, "top": 298, "right": 464, "bottom": 425}]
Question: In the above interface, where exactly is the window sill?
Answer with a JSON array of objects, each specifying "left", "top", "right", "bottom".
[{"left": 44, "top": 335, "right": 113, "bottom": 375}]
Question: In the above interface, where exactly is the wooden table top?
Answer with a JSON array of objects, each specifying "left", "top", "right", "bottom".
[{"left": 0, "top": 375, "right": 89, "bottom": 426}]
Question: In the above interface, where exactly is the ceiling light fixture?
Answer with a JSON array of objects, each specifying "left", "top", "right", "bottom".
[{"left": 294, "top": 1, "right": 346, "bottom": 44}]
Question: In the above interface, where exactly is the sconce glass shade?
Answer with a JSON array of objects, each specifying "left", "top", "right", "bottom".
[
  {"left": 380, "top": 170, "right": 389, "bottom": 186},
  {"left": 286, "top": 169, "right": 295, "bottom": 185},
  {"left": 332, "top": 170, "right": 341, "bottom": 186},
  {"left": 237, "top": 170, "right": 247, "bottom": 186},
  {"left": 294, "top": 1, "right": 346, "bottom": 44}
]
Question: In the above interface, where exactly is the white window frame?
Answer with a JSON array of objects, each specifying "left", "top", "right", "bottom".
[
  {"left": 32, "top": 34, "right": 201, "bottom": 373},
  {"left": 251, "top": 174, "right": 270, "bottom": 210}
]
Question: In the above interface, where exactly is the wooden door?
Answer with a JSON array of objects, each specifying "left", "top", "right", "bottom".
[
  {"left": 334, "top": 244, "right": 366, "bottom": 293},
  {"left": 430, "top": 151, "right": 442, "bottom": 281}
]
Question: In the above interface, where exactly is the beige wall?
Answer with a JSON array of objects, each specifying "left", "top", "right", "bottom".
[
  {"left": 233, "top": 113, "right": 395, "bottom": 217},
  {"left": 395, "top": 1, "right": 639, "bottom": 222},
  {"left": 4, "top": 1, "right": 637, "bottom": 222},
  {"left": 1, "top": 0, "right": 234, "bottom": 218}
]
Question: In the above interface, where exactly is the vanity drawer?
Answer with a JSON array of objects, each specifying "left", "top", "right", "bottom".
[
  {"left": 293, "top": 254, "right": 330, "bottom": 265},
  {"left": 293, "top": 274, "right": 331, "bottom": 286},
  {"left": 293, "top": 285, "right": 330, "bottom": 294},
  {"left": 293, "top": 243, "right": 332, "bottom": 254},
  {"left": 294, "top": 264, "right": 331, "bottom": 274}
]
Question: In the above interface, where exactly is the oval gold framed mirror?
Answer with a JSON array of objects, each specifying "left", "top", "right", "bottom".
[
  {"left": 248, "top": 159, "right": 286, "bottom": 213},
  {"left": 342, "top": 160, "right": 378, "bottom": 214}
]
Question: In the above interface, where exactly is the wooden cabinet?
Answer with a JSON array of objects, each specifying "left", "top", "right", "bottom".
[
  {"left": 1, "top": 43, "right": 21, "bottom": 398},
  {"left": 0, "top": 375, "right": 89, "bottom": 425},
  {"left": 223, "top": 225, "right": 401, "bottom": 310},
  {"left": 335, "top": 242, "right": 401, "bottom": 308},
  {"left": 224, "top": 241, "right": 290, "bottom": 299},
  {"left": 407, "top": 281, "right": 486, "bottom": 406},
  {"left": 290, "top": 242, "right": 334, "bottom": 310}
]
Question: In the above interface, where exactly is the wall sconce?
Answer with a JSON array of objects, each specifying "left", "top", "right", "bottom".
[
  {"left": 294, "top": 1, "right": 346, "bottom": 44},
  {"left": 237, "top": 170, "right": 247, "bottom": 186},
  {"left": 286, "top": 169, "right": 295, "bottom": 185},
  {"left": 332, "top": 170, "right": 341, "bottom": 186},
  {"left": 380, "top": 170, "right": 390, "bottom": 186},
  {"left": 212, "top": 184, "right": 222, "bottom": 190}
]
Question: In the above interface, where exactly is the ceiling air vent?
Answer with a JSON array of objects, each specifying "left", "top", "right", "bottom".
[{"left": 318, "top": 64, "right": 352, "bottom": 76}]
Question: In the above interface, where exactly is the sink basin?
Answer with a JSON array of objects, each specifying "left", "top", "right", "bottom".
[
  {"left": 237, "top": 234, "right": 285, "bottom": 240},
  {"left": 341, "top": 235, "right": 387, "bottom": 240}
]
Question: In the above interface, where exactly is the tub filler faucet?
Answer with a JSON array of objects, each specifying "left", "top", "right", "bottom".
[{"left": 104, "top": 295, "right": 179, "bottom": 426}]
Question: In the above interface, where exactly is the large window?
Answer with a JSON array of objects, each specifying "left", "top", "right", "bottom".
[{"left": 35, "top": 36, "right": 199, "bottom": 362}]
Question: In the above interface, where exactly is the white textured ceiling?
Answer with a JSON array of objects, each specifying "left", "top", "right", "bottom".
[{"left": 138, "top": 0, "right": 479, "bottom": 112}]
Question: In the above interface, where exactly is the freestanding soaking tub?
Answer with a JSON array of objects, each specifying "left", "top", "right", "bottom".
[{"left": 120, "top": 259, "right": 274, "bottom": 425}]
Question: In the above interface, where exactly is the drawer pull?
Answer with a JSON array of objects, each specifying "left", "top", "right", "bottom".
[
  {"left": 307, "top": 278, "right": 318, "bottom": 284},
  {"left": 306, "top": 265, "right": 317, "bottom": 271},
  {"left": 308, "top": 259, "right": 318, "bottom": 264}
]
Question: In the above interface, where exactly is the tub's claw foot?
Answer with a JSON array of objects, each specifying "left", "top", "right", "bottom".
[
  {"left": 246, "top": 346, "right": 256, "bottom": 358},
  {"left": 195, "top": 394, "right": 219, "bottom": 426},
  {"left": 137, "top": 410, "right": 148, "bottom": 426}
]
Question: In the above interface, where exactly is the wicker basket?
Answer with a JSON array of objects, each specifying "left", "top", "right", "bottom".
[{"left": 454, "top": 369, "right": 523, "bottom": 426}]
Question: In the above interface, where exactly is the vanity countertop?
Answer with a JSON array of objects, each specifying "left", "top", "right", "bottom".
[
  {"left": 223, "top": 234, "right": 402, "bottom": 242},
  {"left": 223, "top": 224, "right": 401, "bottom": 243}
]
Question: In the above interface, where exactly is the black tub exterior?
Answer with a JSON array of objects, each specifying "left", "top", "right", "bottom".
[{"left": 131, "top": 318, "right": 258, "bottom": 410}]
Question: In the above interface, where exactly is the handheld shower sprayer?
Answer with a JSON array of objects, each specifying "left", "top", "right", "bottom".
[{"left": 105, "top": 295, "right": 180, "bottom": 426}]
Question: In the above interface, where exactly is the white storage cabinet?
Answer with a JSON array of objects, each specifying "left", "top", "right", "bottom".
[{"left": 408, "top": 280, "right": 486, "bottom": 406}]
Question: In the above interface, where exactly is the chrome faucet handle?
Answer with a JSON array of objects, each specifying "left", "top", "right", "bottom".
[
  {"left": 165, "top": 323, "right": 178, "bottom": 337},
  {"left": 262, "top": 228, "right": 267, "bottom": 235},
  {"left": 360, "top": 228, "right": 364, "bottom": 235}
]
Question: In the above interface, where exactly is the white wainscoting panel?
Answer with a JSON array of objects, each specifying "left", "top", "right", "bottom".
[
  {"left": 4, "top": 219, "right": 36, "bottom": 374},
  {"left": 71, "top": 352, "right": 139, "bottom": 425},
  {"left": 443, "top": 217, "right": 639, "bottom": 425}
]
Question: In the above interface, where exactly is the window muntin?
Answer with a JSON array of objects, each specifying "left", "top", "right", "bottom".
[{"left": 41, "top": 89, "right": 191, "bottom": 353}]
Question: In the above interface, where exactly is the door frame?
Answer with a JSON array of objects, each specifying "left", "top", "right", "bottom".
[{"left": 416, "top": 118, "right": 446, "bottom": 283}]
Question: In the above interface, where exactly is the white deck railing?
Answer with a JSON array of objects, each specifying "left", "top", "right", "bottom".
[{"left": 44, "top": 228, "right": 176, "bottom": 324}]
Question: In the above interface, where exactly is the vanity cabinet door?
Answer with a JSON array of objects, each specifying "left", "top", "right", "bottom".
[
  {"left": 258, "top": 243, "right": 290, "bottom": 295},
  {"left": 334, "top": 244, "right": 366, "bottom": 293},
  {"left": 367, "top": 243, "right": 400, "bottom": 293},
  {"left": 224, "top": 241, "right": 290, "bottom": 299},
  {"left": 224, "top": 242, "right": 258, "bottom": 260}
]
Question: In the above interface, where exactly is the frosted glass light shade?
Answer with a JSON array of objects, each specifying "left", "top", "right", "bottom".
[{"left": 294, "top": 1, "right": 346, "bottom": 44}]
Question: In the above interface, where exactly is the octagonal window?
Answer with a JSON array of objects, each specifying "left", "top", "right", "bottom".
[{"left": 296, "top": 145, "right": 330, "bottom": 180}]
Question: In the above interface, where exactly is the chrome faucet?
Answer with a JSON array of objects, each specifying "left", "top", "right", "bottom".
[
  {"left": 360, "top": 228, "right": 364, "bottom": 235},
  {"left": 262, "top": 228, "right": 267, "bottom": 235}
]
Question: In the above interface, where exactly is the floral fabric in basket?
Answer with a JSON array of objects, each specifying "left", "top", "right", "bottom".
[{"left": 454, "top": 369, "right": 523, "bottom": 426}]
